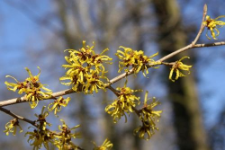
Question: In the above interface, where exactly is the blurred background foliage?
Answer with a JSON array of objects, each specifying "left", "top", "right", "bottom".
[{"left": 0, "top": 0, "right": 225, "bottom": 150}]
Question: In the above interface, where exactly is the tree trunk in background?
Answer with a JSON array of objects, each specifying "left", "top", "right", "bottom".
[{"left": 151, "top": 0, "right": 210, "bottom": 150}]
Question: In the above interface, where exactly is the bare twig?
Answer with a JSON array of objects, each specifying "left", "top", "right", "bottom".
[
  {"left": 159, "top": 4, "right": 207, "bottom": 62},
  {"left": 107, "top": 85, "right": 120, "bottom": 97},
  {"left": 132, "top": 106, "right": 141, "bottom": 117},
  {"left": 194, "top": 41, "right": 225, "bottom": 48},
  {"left": 0, "top": 107, "right": 36, "bottom": 127},
  {"left": 191, "top": 4, "right": 207, "bottom": 46}
]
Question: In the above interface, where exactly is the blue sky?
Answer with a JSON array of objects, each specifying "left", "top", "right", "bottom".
[{"left": 1, "top": 0, "right": 225, "bottom": 149}]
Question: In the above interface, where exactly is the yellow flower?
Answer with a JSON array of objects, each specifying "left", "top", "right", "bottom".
[
  {"left": 54, "top": 119, "right": 81, "bottom": 150},
  {"left": 116, "top": 46, "right": 158, "bottom": 76},
  {"left": 134, "top": 121, "right": 155, "bottom": 140},
  {"left": 203, "top": 15, "right": 225, "bottom": 40},
  {"left": 60, "top": 61, "right": 87, "bottom": 91},
  {"left": 90, "top": 48, "right": 113, "bottom": 74},
  {"left": 26, "top": 107, "right": 54, "bottom": 150},
  {"left": 26, "top": 129, "right": 54, "bottom": 150},
  {"left": 169, "top": 56, "right": 192, "bottom": 82},
  {"left": 105, "top": 84, "right": 141, "bottom": 123},
  {"left": 48, "top": 96, "right": 70, "bottom": 115},
  {"left": 4, "top": 118, "right": 23, "bottom": 136},
  {"left": 65, "top": 41, "right": 95, "bottom": 64},
  {"left": 93, "top": 139, "right": 113, "bottom": 150},
  {"left": 61, "top": 41, "right": 112, "bottom": 94},
  {"left": 142, "top": 91, "right": 162, "bottom": 121},
  {"left": 5, "top": 67, "right": 52, "bottom": 108},
  {"left": 134, "top": 91, "right": 162, "bottom": 140},
  {"left": 84, "top": 70, "right": 107, "bottom": 94},
  {"left": 35, "top": 106, "right": 51, "bottom": 131}
]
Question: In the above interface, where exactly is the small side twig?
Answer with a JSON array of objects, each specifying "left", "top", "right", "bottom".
[
  {"left": 132, "top": 106, "right": 141, "bottom": 117},
  {"left": 107, "top": 85, "right": 120, "bottom": 97},
  {"left": 191, "top": 4, "right": 207, "bottom": 46},
  {"left": 0, "top": 107, "right": 36, "bottom": 127}
]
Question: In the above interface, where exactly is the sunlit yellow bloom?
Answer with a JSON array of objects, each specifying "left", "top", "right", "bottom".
[
  {"left": 5, "top": 75, "right": 26, "bottom": 93},
  {"left": 93, "top": 139, "right": 113, "bottom": 150},
  {"left": 116, "top": 46, "right": 158, "bottom": 76},
  {"left": 26, "top": 107, "right": 53, "bottom": 150},
  {"left": 4, "top": 118, "right": 23, "bottom": 136},
  {"left": 134, "top": 121, "right": 156, "bottom": 140},
  {"left": 90, "top": 48, "right": 113, "bottom": 73},
  {"left": 54, "top": 119, "right": 81, "bottom": 150},
  {"left": 5, "top": 67, "right": 52, "bottom": 108},
  {"left": 26, "top": 129, "right": 54, "bottom": 150},
  {"left": 35, "top": 106, "right": 51, "bottom": 131},
  {"left": 60, "top": 62, "right": 86, "bottom": 92},
  {"left": 134, "top": 91, "right": 162, "bottom": 140},
  {"left": 48, "top": 96, "right": 70, "bottom": 115},
  {"left": 61, "top": 41, "right": 112, "bottom": 94},
  {"left": 84, "top": 70, "right": 107, "bottom": 94},
  {"left": 169, "top": 56, "right": 192, "bottom": 82},
  {"left": 105, "top": 85, "right": 141, "bottom": 123},
  {"left": 203, "top": 15, "right": 225, "bottom": 40},
  {"left": 65, "top": 41, "right": 95, "bottom": 64}
]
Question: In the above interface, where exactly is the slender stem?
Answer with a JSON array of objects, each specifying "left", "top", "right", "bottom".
[
  {"left": 107, "top": 85, "right": 120, "bottom": 97},
  {"left": 161, "top": 62, "right": 174, "bottom": 66},
  {"left": 191, "top": 4, "right": 207, "bottom": 46},
  {"left": 132, "top": 106, "right": 141, "bottom": 117},
  {"left": 0, "top": 107, "right": 36, "bottom": 127}
]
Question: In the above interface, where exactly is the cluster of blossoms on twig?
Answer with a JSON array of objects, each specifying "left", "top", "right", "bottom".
[
  {"left": 134, "top": 91, "right": 162, "bottom": 140},
  {"left": 5, "top": 6, "right": 225, "bottom": 148},
  {"left": 25, "top": 107, "right": 82, "bottom": 150},
  {"left": 5, "top": 67, "right": 52, "bottom": 108},
  {"left": 116, "top": 46, "right": 160, "bottom": 76},
  {"left": 60, "top": 41, "right": 112, "bottom": 94},
  {"left": 105, "top": 85, "right": 162, "bottom": 140},
  {"left": 105, "top": 82, "right": 141, "bottom": 123}
]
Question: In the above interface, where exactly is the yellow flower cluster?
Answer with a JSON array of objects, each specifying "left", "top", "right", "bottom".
[
  {"left": 93, "top": 139, "right": 113, "bottom": 150},
  {"left": 116, "top": 46, "right": 159, "bottom": 76},
  {"left": 4, "top": 118, "right": 23, "bottom": 136},
  {"left": 60, "top": 41, "right": 112, "bottom": 94},
  {"left": 105, "top": 85, "right": 141, "bottom": 123},
  {"left": 26, "top": 107, "right": 80, "bottom": 150},
  {"left": 26, "top": 107, "right": 53, "bottom": 150},
  {"left": 203, "top": 15, "right": 225, "bottom": 40},
  {"left": 134, "top": 91, "right": 162, "bottom": 140},
  {"left": 48, "top": 96, "right": 70, "bottom": 115},
  {"left": 54, "top": 119, "right": 81, "bottom": 150},
  {"left": 169, "top": 56, "right": 192, "bottom": 82},
  {"left": 5, "top": 67, "right": 52, "bottom": 108}
]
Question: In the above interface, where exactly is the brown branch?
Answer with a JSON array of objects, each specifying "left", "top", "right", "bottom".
[
  {"left": 0, "top": 89, "right": 74, "bottom": 107},
  {"left": 1, "top": 4, "right": 225, "bottom": 108},
  {"left": 159, "top": 4, "right": 207, "bottom": 62},
  {"left": 194, "top": 41, "right": 225, "bottom": 48},
  {"left": 1, "top": 40, "right": 225, "bottom": 107},
  {"left": 107, "top": 85, "right": 120, "bottom": 97},
  {"left": 191, "top": 4, "right": 207, "bottom": 46},
  {"left": 132, "top": 106, "right": 141, "bottom": 117},
  {"left": 0, "top": 107, "right": 36, "bottom": 127}
]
